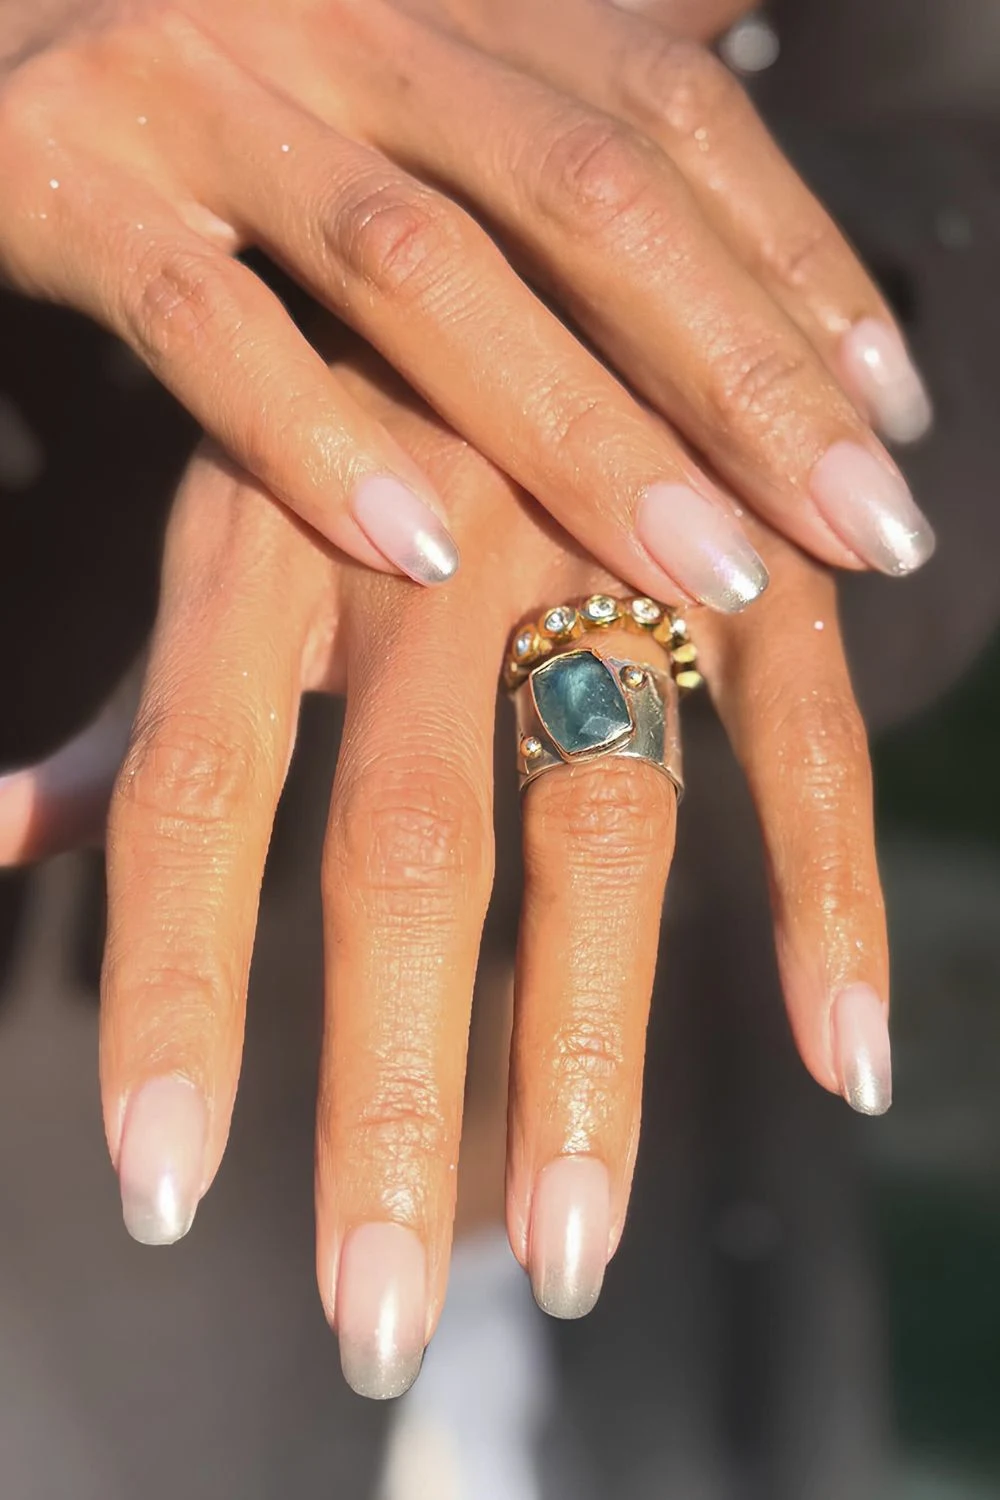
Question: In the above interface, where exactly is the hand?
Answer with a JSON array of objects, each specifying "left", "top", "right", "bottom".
[
  {"left": 0, "top": 0, "right": 932, "bottom": 602},
  {"left": 0, "top": 339, "right": 890, "bottom": 1398}
]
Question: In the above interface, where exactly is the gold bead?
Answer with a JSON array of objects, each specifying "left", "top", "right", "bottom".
[
  {"left": 620, "top": 664, "right": 647, "bottom": 690},
  {"left": 675, "top": 669, "right": 704, "bottom": 693},
  {"left": 520, "top": 735, "right": 544, "bottom": 760},
  {"left": 671, "top": 642, "right": 698, "bottom": 666}
]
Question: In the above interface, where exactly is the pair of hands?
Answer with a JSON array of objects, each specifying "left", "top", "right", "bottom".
[
  {"left": 2, "top": 0, "right": 933, "bottom": 606},
  {"left": 1, "top": 334, "right": 890, "bottom": 1399},
  {"left": 1, "top": 0, "right": 902, "bottom": 1401}
]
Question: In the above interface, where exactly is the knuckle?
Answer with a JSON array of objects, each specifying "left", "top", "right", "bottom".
[
  {"left": 764, "top": 219, "right": 835, "bottom": 293},
  {"left": 105, "top": 958, "right": 233, "bottom": 1042},
  {"left": 123, "top": 245, "right": 237, "bottom": 363},
  {"left": 708, "top": 340, "right": 809, "bottom": 432},
  {"left": 326, "top": 754, "right": 492, "bottom": 914},
  {"left": 530, "top": 381, "right": 607, "bottom": 456},
  {"left": 350, "top": 1066, "right": 452, "bottom": 1166},
  {"left": 329, "top": 176, "right": 466, "bottom": 304},
  {"left": 622, "top": 37, "right": 740, "bottom": 143},
  {"left": 771, "top": 689, "right": 870, "bottom": 811},
  {"left": 531, "top": 763, "right": 667, "bottom": 877},
  {"left": 549, "top": 1014, "right": 626, "bottom": 1086},
  {"left": 535, "top": 114, "right": 654, "bottom": 234},
  {"left": 113, "top": 711, "right": 259, "bottom": 835},
  {"left": 0, "top": 49, "right": 85, "bottom": 140}
]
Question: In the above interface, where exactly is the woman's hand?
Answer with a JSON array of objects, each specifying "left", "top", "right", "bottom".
[
  {"left": 0, "top": 0, "right": 933, "bottom": 601},
  {"left": 0, "top": 340, "right": 890, "bottom": 1398}
]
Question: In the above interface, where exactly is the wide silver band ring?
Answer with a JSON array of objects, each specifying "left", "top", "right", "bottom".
[{"left": 513, "top": 647, "right": 683, "bottom": 796}]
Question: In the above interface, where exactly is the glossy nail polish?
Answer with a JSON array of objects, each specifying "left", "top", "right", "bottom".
[
  {"left": 337, "top": 1223, "right": 427, "bottom": 1399},
  {"left": 832, "top": 983, "right": 892, "bottom": 1116},
  {"left": 810, "top": 441, "right": 936, "bottom": 575},
  {"left": 840, "top": 319, "right": 933, "bottom": 446},
  {"left": 636, "top": 483, "right": 769, "bottom": 612},
  {"left": 352, "top": 475, "right": 459, "bottom": 586},
  {"left": 118, "top": 1075, "right": 208, "bottom": 1245},
  {"left": 528, "top": 1157, "right": 611, "bottom": 1320}
]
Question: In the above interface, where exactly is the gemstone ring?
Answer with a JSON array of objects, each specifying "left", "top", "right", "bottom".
[{"left": 512, "top": 646, "right": 684, "bottom": 796}]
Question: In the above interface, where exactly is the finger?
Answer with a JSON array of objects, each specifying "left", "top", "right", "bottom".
[
  {"left": 359, "top": 26, "right": 934, "bottom": 577},
  {"left": 0, "top": 685, "right": 135, "bottom": 864},
  {"left": 171, "top": 47, "right": 769, "bottom": 613},
  {"left": 698, "top": 540, "right": 891, "bottom": 1115},
  {"left": 507, "top": 627, "right": 676, "bottom": 1318},
  {"left": 607, "top": 0, "right": 757, "bottom": 41},
  {"left": 487, "top": 1, "right": 933, "bottom": 445},
  {"left": 101, "top": 451, "right": 323, "bottom": 1246},
  {"left": 2, "top": 155, "right": 458, "bottom": 585},
  {"left": 317, "top": 567, "right": 501, "bottom": 1399}
]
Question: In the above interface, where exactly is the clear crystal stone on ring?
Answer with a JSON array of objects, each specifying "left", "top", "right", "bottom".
[
  {"left": 543, "top": 605, "right": 577, "bottom": 636},
  {"left": 581, "top": 594, "right": 618, "bottom": 624},
  {"left": 629, "top": 596, "right": 663, "bottom": 626},
  {"left": 514, "top": 628, "right": 536, "bottom": 659}
]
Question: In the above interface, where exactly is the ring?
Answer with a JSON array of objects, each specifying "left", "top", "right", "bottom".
[
  {"left": 513, "top": 646, "right": 684, "bottom": 795},
  {"left": 503, "top": 593, "right": 702, "bottom": 693}
]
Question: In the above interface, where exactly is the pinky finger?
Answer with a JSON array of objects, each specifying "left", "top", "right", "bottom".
[
  {"left": 0, "top": 686, "right": 136, "bottom": 864},
  {"left": 702, "top": 552, "right": 891, "bottom": 1115}
]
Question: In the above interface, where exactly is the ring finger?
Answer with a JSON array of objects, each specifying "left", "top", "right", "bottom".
[{"left": 506, "top": 623, "right": 678, "bottom": 1316}]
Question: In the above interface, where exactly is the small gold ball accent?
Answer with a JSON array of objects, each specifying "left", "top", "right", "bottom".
[
  {"left": 520, "top": 735, "right": 544, "bottom": 760},
  {"left": 675, "top": 669, "right": 704, "bottom": 693},
  {"left": 620, "top": 664, "right": 647, "bottom": 690}
]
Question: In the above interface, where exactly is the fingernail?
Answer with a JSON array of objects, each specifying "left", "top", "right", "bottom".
[
  {"left": 832, "top": 983, "right": 892, "bottom": 1116},
  {"left": 336, "top": 1223, "right": 427, "bottom": 1399},
  {"left": 810, "top": 441, "right": 936, "bottom": 575},
  {"left": 352, "top": 474, "right": 459, "bottom": 586},
  {"left": 118, "top": 1075, "right": 208, "bottom": 1245},
  {"left": 636, "top": 483, "right": 768, "bottom": 612},
  {"left": 840, "top": 319, "right": 933, "bottom": 446},
  {"left": 528, "top": 1156, "right": 611, "bottom": 1320}
]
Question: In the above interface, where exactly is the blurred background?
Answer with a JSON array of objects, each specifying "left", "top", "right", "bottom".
[{"left": 0, "top": 1, "right": 998, "bottom": 1496}]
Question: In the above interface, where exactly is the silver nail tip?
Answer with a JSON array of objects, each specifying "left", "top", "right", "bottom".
[
  {"left": 709, "top": 558, "right": 770, "bottom": 614},
  {"left": 879, "top": 396, "right": 934, "bottom": 448},
  {"left": 123, "top": 1203, "right": 197, "bottom": 1247},
  {"left": 412, "top": 530, "right": 460, "bottom": 586},
  {"left": 340, "top": 1346, "right": 425, "bottom": 1402},
  {"left": 532, "top": 1273, "right": 605, "bottom": 1322},
  {"left": 885, "top": 520, "right": 937, "bottom": 576},
  {"left": 843, "top": 1078, "right": 893, "bottom": 1117}
]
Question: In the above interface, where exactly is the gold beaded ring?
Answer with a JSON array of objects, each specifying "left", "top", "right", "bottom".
[{"left": 503, "top": 593, "right": 703, "bottom": 694}]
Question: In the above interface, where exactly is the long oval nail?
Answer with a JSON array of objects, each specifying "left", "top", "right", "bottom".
[
  {"left": 832, "top": 983, "right": 892, "bottom": 1116},
  {"left": 118, "top": 1075, "right": 208, "bottom": 1245},
  {"left": 810, "top": 441, "right": 936, "bottom": 575},
  {"left": 528, "top": 1156, "right": 611, "bottom": 1320},
  {"left": 336, "top": 1223, "right": 427, "bottom": 1400},
  {"left": 351, "top": 474, "right": 459, "bottom": 586},
  {"left": 636, "top": 483, "right": 769, "bottom": 612},
  {"left": 840, "top": 319, "right": 933, "bottom": 446}
]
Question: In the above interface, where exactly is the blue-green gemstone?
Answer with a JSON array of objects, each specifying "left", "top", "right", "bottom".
[{"left": 531, "top": 650, "right": 633, "bottom": 758}]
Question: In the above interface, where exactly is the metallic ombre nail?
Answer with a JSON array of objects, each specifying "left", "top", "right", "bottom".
[
  {"left": 832, "top": 983, "right": 893, "bottom": 1117},
  {"left": 636, "top": 483, "right": 769, "bottom": 612},
  {"left": 528, "top": 1156, "right": 611, "bottom": 1320},
  {"left": 336, "top": 1222, "right": 428, "bottom": 1400},
  {"left": 840, "top": 319, "right": 933, "bottom": 447},
  {"left": 352, "top": 474, "right": 460, "bottom": 586},
  {"left": 810, "top": 441, "right": 936, "bottom": 576},
  {"left": 118, "top": 1075, "right": 208, "bottom": 1245}
]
